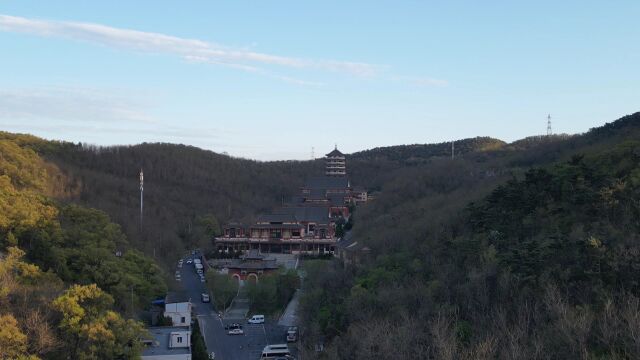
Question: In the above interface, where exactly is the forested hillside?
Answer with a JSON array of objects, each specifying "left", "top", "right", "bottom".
[
  {"left": 3, "top": 112, "right": 639, "bottom": 359},
  {"left": 0, "top": 133, "right": 513, "bottom": 266},
  {"left": 3, "top": 113, "right": 636, "bottom": 270},
  {"left": 0, "top": 137, "right": 165, "bottom": 359},
  {"left": 351, "top": 136, "right": 506, "bottom": 162},
  {"left": 299, "top": 112, "right": 640, "bottom": 359}
]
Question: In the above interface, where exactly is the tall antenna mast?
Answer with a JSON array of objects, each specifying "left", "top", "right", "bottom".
[
  {"left": 547, "top": 114, "right": 552, "bottom": 136},
  {"left": 451, "top": 141, "right": 455, "bottom": 159},
  {"left": 311, "top": 146, "right": 315, "bottom": 160},
  {"left": 139, "top": 169, "right": 144, "bottom": 225}
]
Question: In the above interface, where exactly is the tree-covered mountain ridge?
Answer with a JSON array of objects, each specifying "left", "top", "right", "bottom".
[
  {"left": 350, "top": 136, "right": 507, "bottom": 162},
  {"left": 0, "top": 136, "right": 166, "bottom": 359},
  {"left": 2, "top": 111, "right": 639, "bottom": 267},
  {"left": 2, "top": 111, "right": 640, "bottom": 359},
  {"left": 298, "top": 112, "right": 640, "bottom": 359}
]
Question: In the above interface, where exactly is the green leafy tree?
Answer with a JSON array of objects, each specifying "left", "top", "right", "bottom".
[
  {"left": 247, "top": 276, "right": 278, "bottom": 314},
  {"left": 0, "top": 313, "right": 31, "bottom": 359},
  {"left": 191, "top": 319, "right": 209, "bottom": 360},
  {"left": 52, "top": 284, "right": 146, "bottom": 360},
  {"left": 206, "top": 271, "right": 238, "bottom": 311}
]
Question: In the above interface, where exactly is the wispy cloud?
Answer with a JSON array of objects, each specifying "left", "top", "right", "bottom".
[
  {"left": 0, "top": 86, "right": 155, "bottom": 123},
  {"left": 0, "top": 86, "right": 234, "bottom": 148},
  {"left": 184, "top": 55, "right": 325, "bottom": 87},
  {"left": 0, "top": 14, "right": 378, "bottom": 80}
]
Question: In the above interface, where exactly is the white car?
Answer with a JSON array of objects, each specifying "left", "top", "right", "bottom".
[
  {"left": 228, "top": 328, "right": 244, "bottom": 335},
  {"left": 186, "top": 259, "right": 193, "bottom": 264},
  {"left": 201, "top": 293, "right": 210, "bottom": 303},
  {"left": 200, "top": 276, "right": 206, "bottom": 283},
  {"left": 248, "top": 315, "right": 265, "bottom": 324}
]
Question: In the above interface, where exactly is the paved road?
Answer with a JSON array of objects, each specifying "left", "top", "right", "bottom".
[
  {"left": 225, "top": 285, "right": 249, "bottom": 319},
  {"left": 278, "top": 289, "right": 300, "bottom": 327},
  {"left": 178, "top": 256, "right": 228, "bottom": 359},
  {"left": 178, "top": 255, "right": 292, "bottom": 360}
]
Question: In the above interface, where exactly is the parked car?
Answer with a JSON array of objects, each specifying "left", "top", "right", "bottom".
[
  {"left": 286, "top": 326, "right": 298, "bottom": 342},
  {"left": 201, "top": 293, "right": 210, "bottom": 303},
  {"left": 200, "top": 276, "right": 206, "bottom": 283},
  {"left": 186, "top": 259, "right": 193, "bottom": 264},
  {"left": 208, "top": 352, "right": 215, "bottom": 360},
  {"left": 224, "top": 323, "right": 242, "bottom": 330},
  {"left": 228, "top": 328, "right": 244, "bottom": 335},
  {"left": 248, "top": 315, "right": 265, "bottom": 324}
]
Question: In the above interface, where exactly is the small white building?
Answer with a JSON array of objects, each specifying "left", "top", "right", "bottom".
[
  {"left": 141, "top": 326, "right": 191, "bottom": 360},
  {"left": 164, "top": 292, "right": 192, "bottom": 327}
]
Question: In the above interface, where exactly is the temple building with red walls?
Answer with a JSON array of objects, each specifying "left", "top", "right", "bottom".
[
  {"left": 215, "top": 147, "right": 367, "bottom": 254},
  {"left": 209, "top": 250, "right": 279, "bottom": 282}
]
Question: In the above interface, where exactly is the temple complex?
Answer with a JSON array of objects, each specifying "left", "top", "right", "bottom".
[{"left": 215, "top": 147, "right": 367, "bottom": 254}]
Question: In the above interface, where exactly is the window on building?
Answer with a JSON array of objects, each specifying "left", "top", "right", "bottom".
[
  {"left": 292, "top": 230, "right": 301, "bottom": 237},
  {"left": 181, "top": 317, "right": 185, "bottom": 323},
  {"left": 270, "top": 229, "right": 281, "bottom": 238},
  {"left": 177, "top": 336, "right": 183, "bottom": 343},
  {"left": 320, "top": 229, "right": 326, "bottom": 238}
]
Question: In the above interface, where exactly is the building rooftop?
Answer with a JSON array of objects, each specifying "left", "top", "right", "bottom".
[
  {"left": 303, "top": 176, "right": 350, "bottom": 190},
  {"left": 326, "top": 147, "right": 346, "bottom": 157},
  {"left": 212, "top": 250, "right": 280, "bottom": 271},
  {"left": 165, "top": 292, "right": 190, "bottom": 304},
  {"left": 336, "top": 231, "right": 370, "bottom": 252},
  {"left": 275, "top": 206, "right": 330, "bottom": 223},
  {"left": 328, "top": 195, "right": 348, "bottom": 207},
  {"left": 228, "top": 260, "right": 279, "bottom": 271},
  {"left": 142, "top": 326, "right": 191, "bottom": 357},
  {"left": 256, "top": 213, "right": 298, "bottom": 224}
]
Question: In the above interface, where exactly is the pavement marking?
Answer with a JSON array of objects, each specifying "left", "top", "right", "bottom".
[
  {"left": 200, "top": 320, "right": 206, "bottom": 336},
  {"left": 261, "top": 324, "right": 268, "bottom": 343}
]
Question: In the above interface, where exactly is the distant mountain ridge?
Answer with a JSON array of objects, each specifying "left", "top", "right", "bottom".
[
  {"left": 350, "top": 136, "right": 506, "bottom": 162},
  {"left": 2, "top": 111, "right": 639, "bottom": 266},
  {"left": 298, "top": 112, "right": 640, "bottom": 358}
]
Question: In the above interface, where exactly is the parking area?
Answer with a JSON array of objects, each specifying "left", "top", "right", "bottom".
[{"left": 177, "top": 251, "right": 299, "bottom": 359}]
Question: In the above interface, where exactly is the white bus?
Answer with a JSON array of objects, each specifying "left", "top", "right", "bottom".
[{"left": 260, "top": 344, "right": 291, "bottom": 359}]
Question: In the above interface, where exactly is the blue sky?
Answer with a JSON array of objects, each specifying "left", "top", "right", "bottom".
[{"left": 1, "top": 1, "right": 638, "bottom": 160}]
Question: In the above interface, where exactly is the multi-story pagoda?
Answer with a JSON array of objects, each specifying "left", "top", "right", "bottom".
[
  {"left": 215, "top": 146, "right": 367, "bottom": 254},
  {"left": 325, "top": 146, "right": 346, "bottom": 177}
]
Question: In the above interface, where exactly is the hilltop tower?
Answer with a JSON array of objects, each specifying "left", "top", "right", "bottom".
[
  {"left": 547, "top": 114, "right": 552, "bottom": 136},
  {"left": 139, "top": 169, "right": 144, "bottom": 224},
  {"left": 325, "top": 145, "right": 346, "bottom": 177}
]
